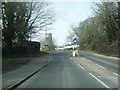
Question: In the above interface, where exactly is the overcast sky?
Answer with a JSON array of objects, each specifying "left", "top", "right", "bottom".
[{"left": 50, "top": 2, "right": 93, "bottom": 46}]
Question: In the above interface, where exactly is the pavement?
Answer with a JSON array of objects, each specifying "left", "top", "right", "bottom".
[{"left": 2, "top": 54, "right": 53, "bottom": 89}]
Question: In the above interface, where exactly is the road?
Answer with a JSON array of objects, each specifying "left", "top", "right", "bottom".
[
  {"left": 17, "top": 51, "right": 119, "bottom": 89},
  {"left": 78, "top": 51, "right": 119, "bottom": 74}
]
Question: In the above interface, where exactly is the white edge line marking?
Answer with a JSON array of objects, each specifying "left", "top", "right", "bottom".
[
  {"left": 89, "top": 73, "right": 110, "bottom": 88},
  {"left": 113, "top": 73, "right": 120, "bottom": 76},
  {"left": 95, "top": 64, "right": 106, "bottom": 69},
  {"left": 78, "top": 64, "right": 84, "bottom": 69}
]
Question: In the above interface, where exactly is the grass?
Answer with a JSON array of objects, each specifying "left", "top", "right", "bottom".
[
  {"left": 2, "top": 51, "right": 48, "bottom": 73},
  {"left": 80, "top": 49, "right": 118, "bottom": 58}
]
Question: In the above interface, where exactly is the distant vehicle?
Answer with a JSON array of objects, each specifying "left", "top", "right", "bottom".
[
  {"left": 71, "top": 50, "right": 78, "bottom": 57},
  {"left": 41, "top": 48, "right": 49, "bottom": 51}
]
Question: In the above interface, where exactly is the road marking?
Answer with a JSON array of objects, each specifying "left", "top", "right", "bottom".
[
  {"left": 95, "top": 64, "right": 106, "bottom": 69},
  {"left": 113, "top": 73, "right": 120, "bottom": 76},
  {"left": 78, "top": 64, "right": 84, "bottom": 69},
  {"left": 87, "top": 59, "right": 93, "bottom": 63},
  {"left": 89, "top": 73, "right": 110, "bottom": 88}
]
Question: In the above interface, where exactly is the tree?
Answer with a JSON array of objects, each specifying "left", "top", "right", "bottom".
[
  {"left": 117, "top": 1, "right": 120, "bottom": 41},
  {"left": 0, "top": 2, "right": 1, "bottom": 74},
  {"left": 2, "top": 2, "right": 17, "bottom": 48},
  {"left": 95, "top": 2, "right": 118, "bottom": 42},
  {"left": 2, "top": 1, "right": 55, "bottom": 55},
  {"left": 27, "top": 2, "right": 55, "bottom": 40},
  {"left": 68, "top": 2, "right": 118, "bottom": 55},
  {"left": 2, "top": 1, "right": 55, "bottom": 48}
]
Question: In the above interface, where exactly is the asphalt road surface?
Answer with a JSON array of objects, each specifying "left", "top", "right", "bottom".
[
  {"left": 78, "top": 51, "right": 119, "bottom": 74},
  {"left": 17, "top": 51, "right": 119, "bottom": 89}
]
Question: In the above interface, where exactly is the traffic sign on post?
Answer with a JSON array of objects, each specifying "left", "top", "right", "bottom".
[{"left": 73, "top": 38, "right": 79, "bottom": 43}]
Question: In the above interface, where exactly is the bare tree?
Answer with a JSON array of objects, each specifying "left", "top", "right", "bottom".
[{"left": 27, "top": 1, "right": 55, "bottom": 40}]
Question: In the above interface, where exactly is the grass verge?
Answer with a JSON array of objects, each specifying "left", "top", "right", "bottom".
[
  {"left": 2, "top": 52, "right": 48, "bottom": 73},
  {"left": 80, "top": 49, "right": 118, "bottom": 58}
]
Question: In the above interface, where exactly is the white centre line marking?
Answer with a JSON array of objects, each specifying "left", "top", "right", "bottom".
[
  {"left": 89, "top": 73, "right": 110, "bottom": 88},
  {"left": 87, "top": 59, "right": 93, "bottom": 63},
  {"left": 95, "top": 64, "right": 106, "bottom": 69},
  {"left": 78, "top": 64, "right": 84, "bottom": 69},
  {"left": 113, "top": 73, "right": 120, "bottom": 76}
]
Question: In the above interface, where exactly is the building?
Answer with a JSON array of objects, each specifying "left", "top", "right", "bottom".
[{"left": 46, "top": 33, "right": 55, "bottom": 51}]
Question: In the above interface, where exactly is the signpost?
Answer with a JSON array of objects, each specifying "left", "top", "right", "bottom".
[
  {"left": 73, "top": 38, "right": 79, "bottom": 51},
  {"left": 73, "top": 38, "right": 79, "bottom": 43},
  {"left": 71, "top": 38, "right": 79, "bottom": 57}
]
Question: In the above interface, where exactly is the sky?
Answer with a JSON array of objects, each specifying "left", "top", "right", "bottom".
[
  {"left": 32, "top": 1, "right": 94, "bottom": 46},
  {"left": 50, "top": 2, "right": 93, "bottom": 46}
]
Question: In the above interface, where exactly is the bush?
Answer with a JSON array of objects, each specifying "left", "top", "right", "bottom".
[{"left": 2, "top": 41, "right": 41, "bottom": 56}]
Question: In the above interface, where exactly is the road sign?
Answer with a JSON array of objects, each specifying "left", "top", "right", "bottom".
[{"left": 73, "top": 38, "right": 79, "bottom": 43}]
